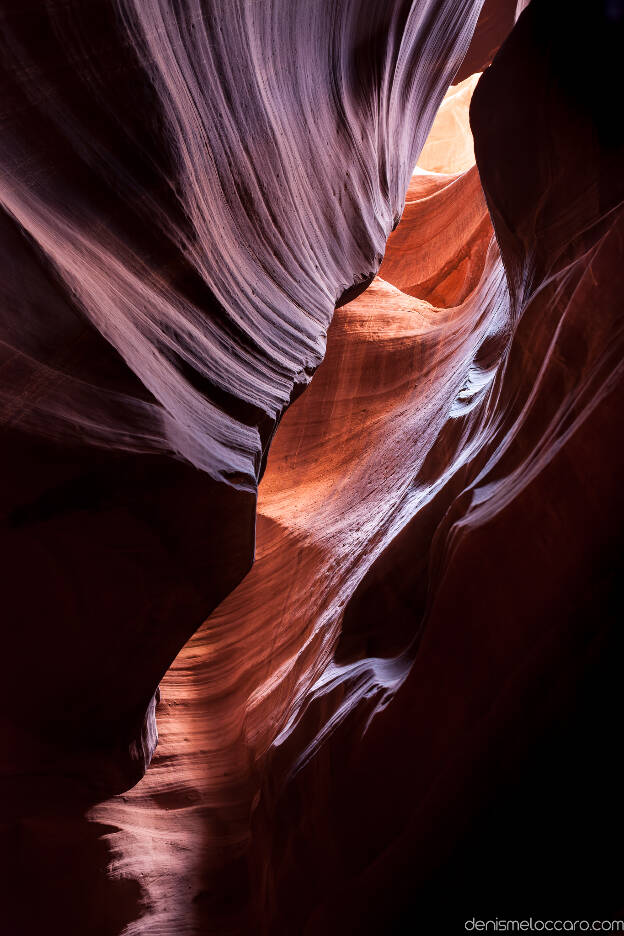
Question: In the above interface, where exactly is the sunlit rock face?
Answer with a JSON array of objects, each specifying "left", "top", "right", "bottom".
[
  {"left": 88, "top": 1, "right": 620, "bottom": 932},
  {"left": 250, "top": 4, "right": 624, "bottom": 933},
  {"left": 0, "top": 0, "right": 483, "bottom": 795},
  {"left": 3, "top": 0, "right": 624, "bottom": 933},
  {"left": 89, "top": 72, "right": 508, "bottom": 934}
]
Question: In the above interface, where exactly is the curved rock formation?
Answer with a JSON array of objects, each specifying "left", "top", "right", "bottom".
[
  {"left": 98, "top": 3, "right": 621, "bottom": 933},
  {"left": 250, "top": 3, "right": 624, "bottom": 932},
  {"left": 453, "top": 0, "right": 521, "bottom": 83},
  {"left": 0, "top": 0, "right": 483, "bottom": 794},
  {"left": 94, "top": 73, "right": 508, "bottom": 921},
  {"left": 3, "top": 0, "right": 623, "bottom": 934}
]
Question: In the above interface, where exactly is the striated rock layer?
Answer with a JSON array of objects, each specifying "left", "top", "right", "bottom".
[
  {"left": 0, "top": 0, "right": 484, "bottom": 794},
  {"left": 84, "top": 2, "right": 620, "bottom": 932},
  {"left": 251, "top": 3, "right": 624, "bottom": 931},
  {"left": 3, "top": 0, "right": 624, "bottom": 933},
  {"left": 92, "top": 73, "right": 506, "bottom": 931}
]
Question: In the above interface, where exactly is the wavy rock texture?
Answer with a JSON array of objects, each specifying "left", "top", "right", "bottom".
[
  {"left": 89, "top": 71, "right": 508, "bottom": 936},
  {"left": 0, "top": 0, "right": 483, "bottom": 794},
  {"left": 3, "top": 0, "right": 624, "bottom": 934},
  {"left": 99, "top": 3, "right": 620, "bottom": 934},
  {"left": 251, "top": 3, "right": 624, "bottom": 932}
]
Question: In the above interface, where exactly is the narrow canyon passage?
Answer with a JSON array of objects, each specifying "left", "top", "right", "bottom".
[
  {"left": 2, "top": 2, "right": 623, "bottom": 934},
  {"left": 95, "top": 24, "right": 623, "bottom": 928},
  {"left": 92, "top": 74, "right": 506, "bottom": 935}
]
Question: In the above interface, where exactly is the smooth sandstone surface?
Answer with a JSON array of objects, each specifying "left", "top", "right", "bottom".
[
  {"left": 0, "top": 0, "right": 483, "bottom": 792},
  {"left": 2, "top": 0, "right": 623, "bottom": 933}
]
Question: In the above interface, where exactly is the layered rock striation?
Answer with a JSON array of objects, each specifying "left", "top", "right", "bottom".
[{"left": 2, "top": 0, "right": 623, "bottom": 933}]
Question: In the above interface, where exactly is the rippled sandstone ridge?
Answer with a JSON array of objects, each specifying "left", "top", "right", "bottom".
[{"left": 2, "top": 1, "right": 623, "bottom": 934}]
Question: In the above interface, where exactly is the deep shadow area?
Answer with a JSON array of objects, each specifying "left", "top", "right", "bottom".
[
  {"left": 388, "top": 552, "right": 624, "bottom": 931},
  {"left": 1, "top": 803, "right": 144, "bottom": 936}
]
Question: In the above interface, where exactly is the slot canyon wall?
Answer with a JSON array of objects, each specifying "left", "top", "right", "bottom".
[{"left": 1, "top": 0, "right": 623, "bottom": 934}]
